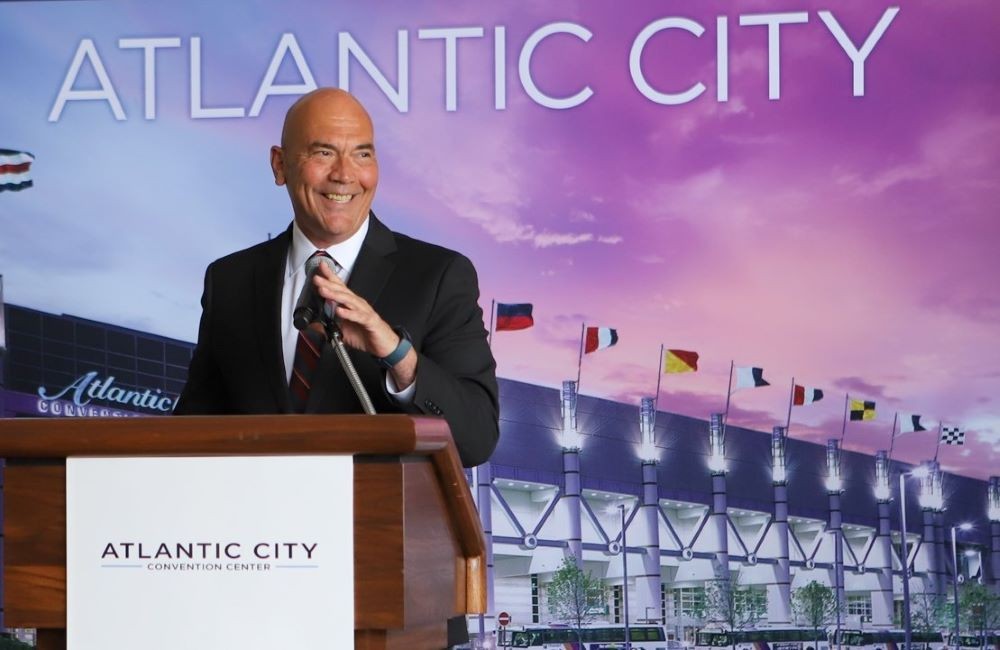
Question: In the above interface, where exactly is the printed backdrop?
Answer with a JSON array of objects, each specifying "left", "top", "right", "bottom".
[{"left": 1, "top": 0, "right": 998, "bottom": 477}]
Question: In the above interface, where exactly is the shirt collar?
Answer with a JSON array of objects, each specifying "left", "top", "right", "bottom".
[{"left": 287, "top": 215, "right": 370, "bottom": 280}]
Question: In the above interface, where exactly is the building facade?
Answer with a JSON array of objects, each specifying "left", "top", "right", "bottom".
[{"left": 2, "top": 299, "right": 999, "bottom": 642}]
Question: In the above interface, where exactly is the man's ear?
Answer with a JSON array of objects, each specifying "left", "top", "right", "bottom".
[{"left": 270, "top": 146, "right": 286, "bottom": 186}]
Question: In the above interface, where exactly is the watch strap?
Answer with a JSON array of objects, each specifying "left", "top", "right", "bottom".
[{"left": 377, "top": 327, "right": 412, "bottom": 369}]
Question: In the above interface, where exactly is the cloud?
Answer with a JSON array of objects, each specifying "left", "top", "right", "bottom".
[
  {"left": 832, "top": 376, "right": 888, "bottom": 399},
  {"left": 531, "top": 232, "right": 592, "bottom": 248}
]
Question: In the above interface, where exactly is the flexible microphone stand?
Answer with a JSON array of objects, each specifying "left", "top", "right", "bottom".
[{"left": 322, "top": 316, "right": 377, "bottom": 415}]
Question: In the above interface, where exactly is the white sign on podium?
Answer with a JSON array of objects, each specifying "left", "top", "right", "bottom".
[{"left": 67, "top": 455, "right": 354, "bottom": 650}]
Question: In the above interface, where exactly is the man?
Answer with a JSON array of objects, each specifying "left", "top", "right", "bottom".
[{"left": 175, "top": 88, "right": 499, "bottom": 467}]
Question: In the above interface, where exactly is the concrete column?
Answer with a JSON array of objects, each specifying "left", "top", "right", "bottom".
[
  {"left": 991, "top": 521, "right": 1000, "bottom": 588},
  {"left": 563, "top": 449, "right": 583, "bottom": 565},
  {"left": 475, "top": 462, "right": 495, "bottom": 615},
  {"left": 919, "top": 508, "right": 939, "bottom": 594},
  {"left": 559, "top": 380, "right": 583, "bottom": 567},
  {"left": 635, "top": 461, "right": 662, "bottom": 622},
  {"left": 769, "top": 481, "right": 791, "bottom": 625},
  {"left": 990, "top": 477, "right": 1000, "bottom": 587},
  {"left": 711, "top": 472, "right": 730, "bottom": 581},
  {"left": 871, "top": 500, "right": 895, "bottom": 627},
  {"left": 934, "top": 511, "right": 948, "bottom": 598},
  {"left": 708, "top": 413, "right": 729, "bottom": 582},
  {"left": 829, "top": 491, "right": 846, "bottom": 626}
]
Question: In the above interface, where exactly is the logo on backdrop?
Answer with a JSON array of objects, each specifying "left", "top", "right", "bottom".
[
  {"left": 47, "top": 8, "right": 900, "bottom": 120},
  {"left": 100, "top": 541, "right": 321, "bottom": 573},
  {"left": 37, "top": 370, "right": 176, "bottom": 416}
]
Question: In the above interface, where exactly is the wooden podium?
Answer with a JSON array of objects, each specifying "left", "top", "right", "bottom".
[{"left": 0, "top": 415, "right": 486, "bottom": 650}]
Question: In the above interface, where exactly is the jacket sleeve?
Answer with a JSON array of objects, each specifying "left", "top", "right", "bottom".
[
  {"left": 400, "top": 254, "right": 499, "bottom": 467},
  {"left": 173, "top": 263, "right": 226, "bottom": 414}
]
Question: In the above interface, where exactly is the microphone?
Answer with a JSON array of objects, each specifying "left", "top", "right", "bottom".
[
  {"left": 292, "top": 254, "right": 338, "bottom": 331},
  {"left": 292, "top": 252, "right": 376, "bottom": 415}
]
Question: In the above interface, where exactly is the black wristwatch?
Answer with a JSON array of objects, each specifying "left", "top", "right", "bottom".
[{"left": 376, "top": 326, "right": 413, "bottom": 369}]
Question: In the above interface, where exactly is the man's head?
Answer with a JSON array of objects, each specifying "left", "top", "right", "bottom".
[{"left": 270, "top": 88, "right": 378, "bottom": 248}]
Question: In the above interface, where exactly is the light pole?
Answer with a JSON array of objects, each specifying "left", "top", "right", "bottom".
[
  {"left": 951, "top": 523, "right": 973, "bottom": 650},
  {"left": 619, "top": 503, "right": 632, "bottom": 650}
]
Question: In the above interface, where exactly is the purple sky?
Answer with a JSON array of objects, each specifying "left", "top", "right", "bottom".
[{"left": 1, "top": 0, "right": 998, "bottom": 479}]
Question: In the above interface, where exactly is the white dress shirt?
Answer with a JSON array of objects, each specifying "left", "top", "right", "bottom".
[{"left": 279, "top": 217, "right": 414, "bottom": 403}]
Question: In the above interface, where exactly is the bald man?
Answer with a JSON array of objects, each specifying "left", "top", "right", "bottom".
[{"left": 175, "top": 89, "right": 499, "bottom": 467}]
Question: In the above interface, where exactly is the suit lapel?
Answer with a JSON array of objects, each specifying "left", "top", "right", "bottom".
[
  {"left": 346, "top": 213, "right": 397, "bottom": 307},
  {"left": 252, "top": 228, "right": 293, "bottom": 413}
]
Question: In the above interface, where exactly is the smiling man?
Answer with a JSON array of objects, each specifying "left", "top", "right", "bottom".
[{"left": 175, "top": 88, "right": 499, "bottom": 468}]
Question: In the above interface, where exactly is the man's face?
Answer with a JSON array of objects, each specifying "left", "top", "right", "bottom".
[{"left": 271, "top": 92, "right": 378, "bottom": 247}]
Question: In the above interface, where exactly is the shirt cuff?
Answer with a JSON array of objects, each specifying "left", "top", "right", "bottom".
[{"left": 385, "top": 372, "right": 416, "bottom": 404}]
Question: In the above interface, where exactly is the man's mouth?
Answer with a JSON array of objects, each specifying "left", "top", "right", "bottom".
[{"left": 322, "top": 192, "right": 353, "bottom": 203}]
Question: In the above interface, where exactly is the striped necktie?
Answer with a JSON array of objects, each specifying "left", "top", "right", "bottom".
[
  {"left": 289, "top": 251, "right": 339, "bottom": 412},
  {"left": 289, "top": 321, "right": 327, "bottom": 412}
]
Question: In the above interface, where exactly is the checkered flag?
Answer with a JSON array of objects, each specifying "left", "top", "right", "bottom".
[{"left": 941, "top": 426, "right": 965, "bottom": 445}]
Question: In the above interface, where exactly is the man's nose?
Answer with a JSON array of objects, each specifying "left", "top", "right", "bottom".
[{"left": 327, "top": 156, "right": 355, "bottom": 183}]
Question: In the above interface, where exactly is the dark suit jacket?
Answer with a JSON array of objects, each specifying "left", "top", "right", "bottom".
[{"left": 174, "top": 214, "right": 499, "bottom": 467}]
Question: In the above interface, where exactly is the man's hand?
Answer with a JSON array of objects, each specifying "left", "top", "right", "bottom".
[{"left": 312, "top": 262, "right": 417, "bottom": 388}]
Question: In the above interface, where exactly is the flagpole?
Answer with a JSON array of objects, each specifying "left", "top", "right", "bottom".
[
  {"left": 887, "top": 412, "right": 899, "bottom": 461},
  {"left": 933, "top": 422, "right": 943, "bottom": 462},
  {"left": 722, "top": 361, "right": 735, "bottom": 428},
  {"left": 487, "top": 299, "right": 496, "bottom": 348},
  {"left": 840, "top": 393, "right": 850, "bottom": 445},
  {"left": 654, "top": 344, "right": 665, "bottom": 414},
  {"left": 785, "top": 377, "right": 795, "bottom": 432},
  {"left": 575, "top": 322, "right": 585, "bottom": 393}
]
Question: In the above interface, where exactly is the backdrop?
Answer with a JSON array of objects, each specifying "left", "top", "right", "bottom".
[{"left": 1, "top": 0, "right": 998, "bottom": 478}]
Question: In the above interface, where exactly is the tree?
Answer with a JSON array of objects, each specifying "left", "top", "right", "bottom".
[
  {"left": 791, "top": 581, "right": 840, "bottom": 643},
  {"left": 695, "top": 576, "right": 767, "bottom": 650},
  {"left": 959, "top": 582, "right": 1000, "bottom": 648},
  {"left": 546, "top": 555, "right": 607, "bottom": 646},
  {"left": 909, "top": 591, "right": 948, "bottom": 636}
]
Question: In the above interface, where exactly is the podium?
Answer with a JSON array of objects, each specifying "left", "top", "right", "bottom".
[{"left": 0, "top": 415, "right": 487, "bottom": 650}]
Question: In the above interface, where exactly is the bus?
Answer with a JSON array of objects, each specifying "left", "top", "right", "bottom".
[
  {"left": 832, "top": 629, "right": 945, "bottom": 650},
  {"left": 946, "top": 634, "right": 1000, "bottom": 650},
  {"left": 499, "top": 624, "right": 673, "bottom": 649},
  {"left": 694, "top": 628, "right": 830, "bottom": 650}
]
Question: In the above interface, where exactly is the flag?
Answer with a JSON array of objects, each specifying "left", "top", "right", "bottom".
[
  {"left": 664, "top": 349, "right": 698, "bottom": 374},
  {"left": 941, "top": 426, "right": 965, "bottom": 445},
  {"left": 898, "top": 413, "right": 928, "bottom": 433},
  {"left": 0, "top": 149, "right": 34, "bottom": 192},
  {"left": 849, "top": 399, "right": 877, "bottom": 421},
  {"left": 495, "top": 303, "right": 534, "bottom": 331},
  {"left": 793, "top": 385, "right": 824, "bottom": 406},
  {"left": 584, "top": 327, "right": 618, "bottom": 353},
  {"left": 733, "top": 366, "right": 769, "bottom": 390}
]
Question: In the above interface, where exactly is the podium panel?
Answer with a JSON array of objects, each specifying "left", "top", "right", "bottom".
[{"left": 0, "top": 415, "right": 486, "bottom": 650}]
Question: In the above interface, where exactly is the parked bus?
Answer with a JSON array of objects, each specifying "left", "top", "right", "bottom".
[
  {"left": 499, "top": 624, "right": 672, "bottom": 649},
  {"left": 832, "top": 629, "right": 945, "bottom": 650},
  {"left": 695, "top": 628, "right": 830, "bottom": 650},
  {"left": 946, "top": 634, "right": 1000, "bottom": 650}
]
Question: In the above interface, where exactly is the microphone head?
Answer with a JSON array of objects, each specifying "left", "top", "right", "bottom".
[
  {"left": 294, "top": 254, "right": 338, "bottom": 330},
  {"left": 305, "top": 254, "right": 337, "bottom": 275}
]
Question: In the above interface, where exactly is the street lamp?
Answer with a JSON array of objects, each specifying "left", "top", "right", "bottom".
[
  {"left": 899, "top": 465, "right": 930, "bottom": 650},
  {"left": 558, "top": 380, "right": 583, "bottom": 450},
  {"left": 951, "top": 523, "right": 973, "bottom": 650},
  {"left": 619, "top": 503, "right": 631, "bottom": 650},
  {"left": 708, "top": 413, "right": 727, "bottom": 475}
]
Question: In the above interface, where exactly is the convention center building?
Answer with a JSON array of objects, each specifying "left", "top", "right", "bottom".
[{"left": 2, "top": 298, "right": 998, "bottom": 642}]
